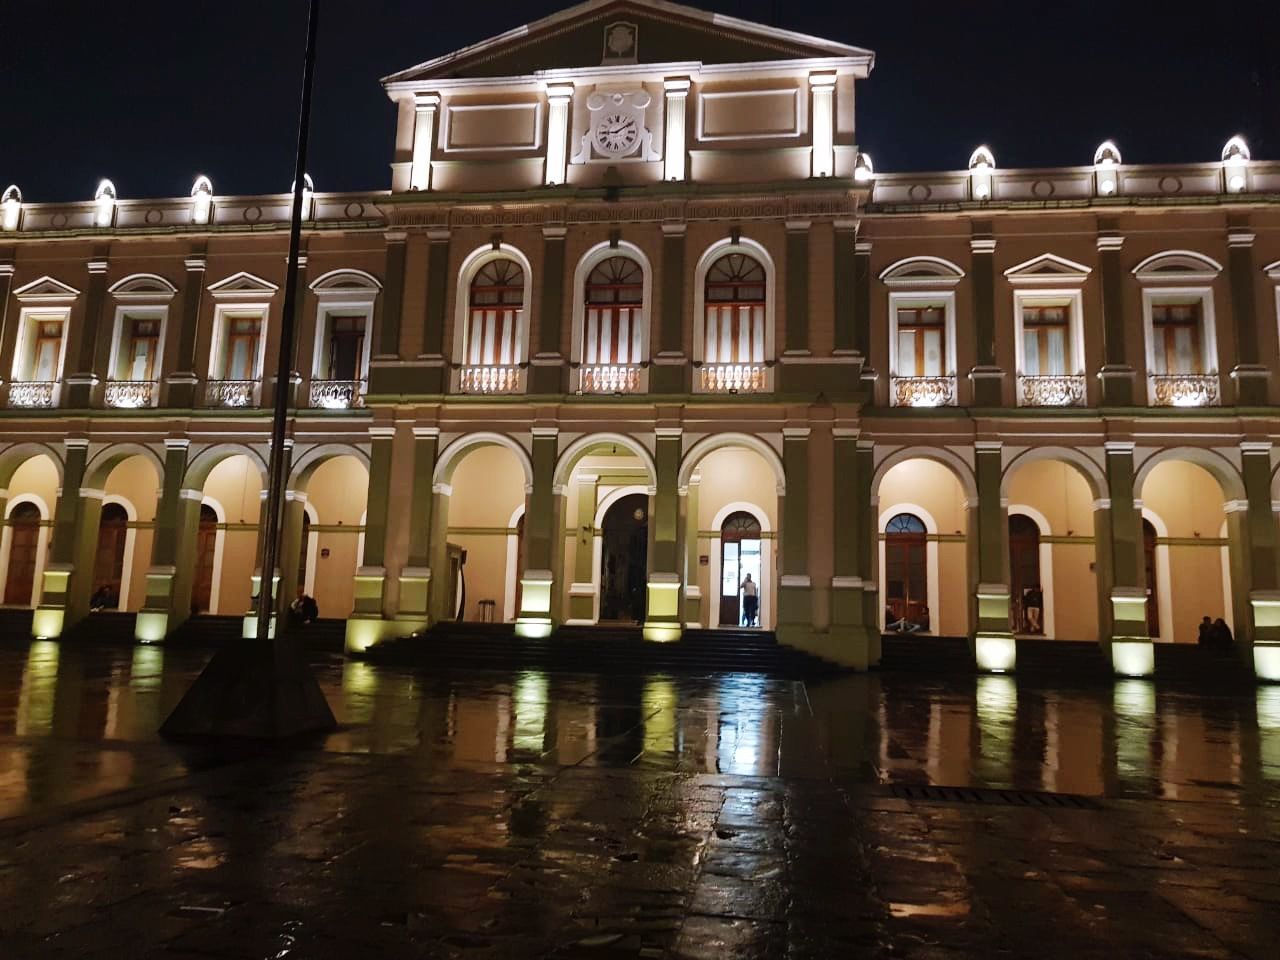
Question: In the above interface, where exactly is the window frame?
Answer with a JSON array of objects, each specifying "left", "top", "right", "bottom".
[
  {"left": 570, "top": 240, "right": 652, "bottom": 393},
  {"left": 887, "top": 291, "right": 957, "bottom": 389},
  {"left": 692, "top": 237, "right": 776, "bottom": 393},
  {"left": 208, "top": 304, "right": 270, "bottom": 386},
  {"left": 451, "top": 244, "right": 533, "bottom": 393},
  {"left": 1012, "top": 289, "right": 1086, "bottom": 380},
  {"left": 13, "top": 306, "right": 71, "bottom": 387},
  {"left": 1139, "top": 286, "right": 1218, "bottom": 400},
  {"left": 107, "top": 304, "right": 170, "bottom": 393}
]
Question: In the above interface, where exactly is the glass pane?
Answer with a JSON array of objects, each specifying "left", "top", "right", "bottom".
[
  {"left": 1045, "top": 327, "right": 1066, "bottom": 374},
  {"left": 722, "top": 542, "right": 739, "bottom": 597},
  {"left": 1022, "top": 331, "right": 1040, "bottom": 375},
  {"left": 897, "top": 330, "right": 915, "bottom": 376},
  {"left": 922, "top": 329, "right": 943, "bottom": 376}
]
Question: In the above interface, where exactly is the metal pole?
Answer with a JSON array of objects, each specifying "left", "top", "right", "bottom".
[{"left": 257, "top": 0, "right": 321, "bottom": 648}]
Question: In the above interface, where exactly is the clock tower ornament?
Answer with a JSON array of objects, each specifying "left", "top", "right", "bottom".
[{"left": 573, "top": 90, "right": 660, "bottom": 164}]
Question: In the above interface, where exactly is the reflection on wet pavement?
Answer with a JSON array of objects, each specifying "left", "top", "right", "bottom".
[{"left": 0, "top": 642, "right": 1278, "bottom": 958}]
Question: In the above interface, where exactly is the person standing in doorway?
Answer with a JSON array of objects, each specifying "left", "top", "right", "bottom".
[{"left": 740, "top": 573, "right": 759, "bottom": 627}]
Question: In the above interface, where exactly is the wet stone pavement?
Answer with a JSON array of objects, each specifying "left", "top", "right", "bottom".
[{"left": 0, "top": 642, "right": 1278, "bottom": 958}]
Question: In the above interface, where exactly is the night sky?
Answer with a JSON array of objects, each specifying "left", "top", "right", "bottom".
[{"left": 1, "top": 0, "right": 1276, "bottom": 202}]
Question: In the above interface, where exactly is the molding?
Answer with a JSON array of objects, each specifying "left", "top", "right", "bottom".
[
  {"left": 1227, "top": 230, "right": 1256, "bottom": 248},
  {"left": 1096, "top": 235, "right": 1124, "bottom": 251},
  {"left": 970, "top": 238, "right": 997, "bottom": 254},
  {"left": 1103, "top": 441, "right": 1135, "bottom": 454},
  {"left": 782, "top": 427, "right": 811, "bottom": 439},
  {"left": 831, "top": 576, "right": 863, "bottom": 589},
  {"left": 412, "top": 426, "right": 441, "bottom": 440},
  {"left": 779, "top": 574, "right": 811, "bottom": 588},
  {"left": 163, "top": 438, "right": 190, "bottom": 450}
]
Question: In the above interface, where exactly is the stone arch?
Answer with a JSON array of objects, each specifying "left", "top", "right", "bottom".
[
  {"left": 84, "top": 442, "right": 164, "bottom": 489},
  {"left": 1001, "top": 446, "right": 1106, "bottom": 500},
  {"left": 679, "top": 432, "right": 785, "bottom": 493},
  {"left": 308, "top": 268, "right": 382, "bottom": 292},
  {"left": 288, "top": 442, "right": 371, "bottom": 490},
  {"left": 1134, "top": 446, "right": 1244, "bottom": 501},
  {"left": 107, "top": 273, "right": 178, "bottom": 296},
  {"left": 878, "top": 255, "right": 967, "bottom": 285},
  {"left": 434, "top": 432, "right": 533, "bottom": 488},
  {"left": 554, "top": 432, "right": 657, "bottom": 489},
  {"left": 0, "top": 442, "right": 64, "bottom": 488},
  {"left": 871, "top": 446, "right": 978, "bottom": 503},
  {"left": 184, "top": 443, "right": 270, "bottom": 489}
]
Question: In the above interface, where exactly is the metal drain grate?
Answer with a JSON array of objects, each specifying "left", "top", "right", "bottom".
[{"left": 888, "top": 783, "right": 1102, "bottom": 810}]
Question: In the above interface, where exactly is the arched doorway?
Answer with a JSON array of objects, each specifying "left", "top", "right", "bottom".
[
  {"left": 192, "top": 504, "right": 219, "bottom": 614},
  {"left": 1143, "top": 517, "right": 1160, "bottom": 638},
  {"left": 885, "top": 513, "right": 928, "bottom": 630},
  {"left": 599, "top": 493, "right": 647, "bottom": 623},
  {"left": 4, "top": 502, "right": 42, "bottom": 606},
  {"left": 1009, "top": 514, "right": 1043, "bottom": 635},
  {"left": 92, "top": 503, "right": 129, "bottom": 608},
  {"left": 719, "top": 511, "right": 762, "bottom": 627}
]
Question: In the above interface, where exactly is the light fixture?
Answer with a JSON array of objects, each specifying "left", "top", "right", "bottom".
[
  {"left": 94, "top": 178, "right": 117, "bottom": 228},
  {"left": 853, "top": 151, "right": 874, "bottom": 182},
  {"left": 0, "top": 184, "right": 20, "bottom": 231},
  {"left": 1222, "top": 135, "right": 1250, "bottom": 194},
  {"left": 1093, "top": 140, "right": 1121, "bottom": 196},
  {"left": 291, "top": 173, "right": 316, "bottom": 218},
  {"left": 968, "top": 145, "right": 995, "bottom": 200},
  {"left": 190, "top": 175, "right": 213, "bottom": 224}
]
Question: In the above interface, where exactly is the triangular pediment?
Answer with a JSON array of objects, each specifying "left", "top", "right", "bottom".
[
  {"left": 13, "top": 276, "right": 80, "bottom": 301},
  {"left": 1003, "top": 253, "right": 1092, "bottom": 285},
  {"left": 207, "top": 271, "right": 280, "bottom": 298},
  {"left": 385, "top": 0, "right": 872, "bottom": 83}
]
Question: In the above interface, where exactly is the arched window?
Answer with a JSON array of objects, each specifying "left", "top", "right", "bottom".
[
  {"left": 885, "top": 513, "right": 928, "bottom": 631},
  {"left": 583, "top": 256, "right": 644, "bottom": 366},
  {"left": 704, "top": 253, "right": 766, "bottom": 369},
  {"left": 465, "top": 258, "right": 525, "bottom": 368}
]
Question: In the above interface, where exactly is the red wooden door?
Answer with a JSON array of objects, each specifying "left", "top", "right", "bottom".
[{"left": 4, "top": 503, "right": 41, "bottom": 606}]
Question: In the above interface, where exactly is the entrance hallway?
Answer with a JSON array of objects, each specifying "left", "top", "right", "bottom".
[{"left": 0, "top": 642, "right": 1278, "bottom": 958}]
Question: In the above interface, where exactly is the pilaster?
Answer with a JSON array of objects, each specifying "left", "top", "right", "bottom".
[
  {"left": 1240, "top": 443, "right": 1280, "bottom": 679},
  {"left": 409, "top": 93, "right": 439, "bottom": 192},
  {"left": 644, "top": 429, "right": 683, "bottom": 641},
  {"left": 828, "top": 429, "right": 874, "bottom": 669},
  {"left": 681, "top": 478, "right": 702, "bottom": 626},
  {"left": 346, "top": 425, "right": 394, "bottom": 651},
  {"left": 33, "top": 438, "right": 91, "bottom": 638},
  {"left": 64, "top": 254, "right": 109, "bottom": 408},
  {"left": 969, "top": 227, "right": 1003, "bottom": 406},
  {"left": 783, "top": 221, "right": 810, "bottom": 356},
  {"left": 1097, "top": 228, "right": 1135, "bottom": 405},
  {"left": 417, "top": 228, "right": 451, "bottom": 394},
  {"left": 164, "top": 252, "right": 206, "bottom": 408},
  {"left": 376, "top": 231, "right": 408, "bottom": 358},
  {"left": 1102, "top": 442, "right": 1153, "bottom": 676},
  {"left": 395, "top": 426, "right": 438, "bottom": 630},
  {"left": 567, "top": 474, "right": 599, "bottom": 623},
  {"left": 530, "top": 227, "right": 567, "bottom": 394},
  {"left": 516, "top": 429, "right": 559, "bottom": 636},
  {"left": 971, "top": 442, "right": 1014, "bottom": 671},
  {"left": 1227, "top": 223, "right": 1269, "bottom": 405},
  {"left": 651, "top": 223, "right": 688, "bottom": 393},
  {"left": 135, "top": 438, "right": 191, "bottom": 642},
  {"left": 776, "top": 428, "right": 813, "bottom": 649}
]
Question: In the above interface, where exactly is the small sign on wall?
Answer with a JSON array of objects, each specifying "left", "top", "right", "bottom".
[
  {"left": 320, "top": 547, "right": 331, "bottom": 559},
  {"left": 699, "top": 555, "right": 709, "bottom": 566}
]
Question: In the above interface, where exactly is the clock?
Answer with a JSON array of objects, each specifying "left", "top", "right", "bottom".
[{"left": 594, "top": 112, "right": 640, "bottom": 156}]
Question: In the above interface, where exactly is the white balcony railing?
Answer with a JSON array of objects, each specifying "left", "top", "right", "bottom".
[
  {"left": 309, "top": 378, "right": 366, "bottom": 409},
  {"left": 892, "top": 375, "right": 957, "bottom": 407},
  {"left": 578, "top": 364, "right": 642, "bottom": 395},
  {"left": 1151, "top": 374, "right": 1220, "bottom": 407},
  {"left": 205, "top": 379, "right": 256, "bottom": 408},
  {"left": 699, "top": 364, "right": 768, "bottom": 393},
  {"left": 104, "top": 379, "right": 156, "bottom": 409},
  {"left": 1018, "top": 374, "right": 1086, "bottom": 407},
  {"left": 457, "top": 365, "right": 521, "bottom": 394},
  {"left": 7, "top": 380, "right": 56, "bottom": 409}
]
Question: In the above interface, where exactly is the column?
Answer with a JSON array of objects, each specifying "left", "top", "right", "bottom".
[
  {"left": 1102, "top": 441, "right": 1152, "bottom": 675},
  {"left": 516, "top": 428, "right": 559, "bottom": 637},
  {"left": 1240, "top": 442, "right": 1280, "bottom": 678},
  {"left": 409, "top": 93, "right": 440, "bottom": 192},
  {"left": 829, "top": 429, "right": 875, "bottom": 669},
  {"left": 544, "top": 84, "right": 573, "bottom": 186},
  {"left": 971, "top": 442, "right": 1014, "bottom": 671},
  {"left": 1096, "top": 227, "right": 1134, "bottom": 406},
  {"left": 64, "top": 255, "right": 109, "bottom": 408},
  {"left": 833, "top": 222, "right": 857, "bottom": 355},
  {"left": 566, "top": 473, "right": 598, "bottom": 623},
  {"left": 165, "top": 252, "right": 206, "bottom": 408},
  {"left": 346, "top": 425, "right": 394, "bottom": 652},
  {"left": 645, "top": 429, "right": 683, "bottom": 641},
  {"left": 662, "top": 79, "right": 689, "bottom": 182},
  {"left": 783, "top": 221, "right": 810, "bottom": 356},
  {"left": 32, "top": 438, "right": 91, "bottom": 639},
  {"left": 969, "top": 226, "right": 1003, "bottom": 406},
  {"left": 650, "top": 223, "right": 687, "bottom": 393},
  {"left": 1227, "top": 224, "right": 1269, "bottom": 405},
  {"left": 419, "top": 229, "right": 451, "bottom": 393},
  {"left": 0, "top": 261, "right": 16, "bottom": 377},
  {"left": 809, "top": 72, "right": 836, "bottom": 178},
  {"left": 530, "top": 226, "right": 567, "bottom": 393},
  {"left": 856, "top": 440, "right": 881, "bottom": 662},
  {"left": 681, "top": 478, "right": 702, "bottom": 626},
  {"left": 776, "top": 428, "right": 813, "bottom": 649},
  {"left": 395, "top": 426, "right": 438, "bottom": 630},
  {"left": 135, "top": 438, "right": 191, "bottom": 642}
]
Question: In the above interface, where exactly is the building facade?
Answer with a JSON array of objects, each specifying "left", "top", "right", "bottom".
[{"left": 2, "top": 0, "right": 1279, "bottom": 678}]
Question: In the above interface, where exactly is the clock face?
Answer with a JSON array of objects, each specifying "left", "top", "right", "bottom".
[{"left": 593, "top": 112, "right": 640, "bottom": 156}]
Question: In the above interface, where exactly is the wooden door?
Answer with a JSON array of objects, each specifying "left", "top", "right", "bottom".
[
  {"left": 92, "top": 503, "right": 129, "bottom": 607},
  {"left": 4, "top": 502, "right": 42, "bottom": 606},
  {"left": 1008, "top": 514, "right": 1042, "bottom": 634},
  {"left": 719, "top": 512, "right": 762, "bottom": 626},
  {"left": 1143, "top": 518, "right": 1160, "bottom": 638},
  {"left": 599, "top": 494, "right": 647, "bottom": 622},
  {"left": 191, "top": 505, "right": 218, "bottom": 614},
  {"left": 885, "top": 513, "right": 929, "bottom": 629}
]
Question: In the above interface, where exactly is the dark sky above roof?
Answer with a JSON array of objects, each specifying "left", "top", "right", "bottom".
[{"left": 1, "top": 0, "right": 1275, "bottom": 202}]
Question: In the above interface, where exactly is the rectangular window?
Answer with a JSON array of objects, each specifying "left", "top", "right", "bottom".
[
  {"left": 895, "top": 305, "right": 945, "bottom": 377},
  {"left": 1151, "top": 302, "right": 1202, "bottom": 375},
  {"left": 122, "top": 316, "right": 160, "bottom": 381},
  {"left": 703, "top": 304, "right": 764, "bottom": 365},
  {"left": 223, "top": 316, "right": 261, "bottom": 380},
  {"left": 1021, "top": 304, "right": 1069, "bottom": 376},
  {"left": 467, "top": 307, "right": 520, "bottom": 366},
  {"left": 327, "top": 315, "right": 365, "bottom": 380},
  {"left": 31, "top": 320, "right": 64, "bottom": 381}
]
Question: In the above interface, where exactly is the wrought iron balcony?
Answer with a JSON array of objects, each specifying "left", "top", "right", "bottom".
[
  {"left": 104, "top": 379, "right": 156, "bottom": 409},
  {"left": 892, "top": 375, "right": 957, "bottom": 407},
  {"left": 205, "top": 379, "right": 257, "bottom": 408},
  {"left": 699, "top": 363, "right": 768, "bottom": 393},
  {"left": 578, "top": 364, "right": 642, "bottom": 395},
  {"left": 309, "top": 378, "right": 366, "bottom": 409},
  {"left": 1151, "top": 374, "right": 1219, "bottom": 407},
  {"left": 7, "top": 380, "right": 56, "bottom": 409},
  {"left": 1018, "top": 374, "right": 1086, "bottom": 407},
  {"left": 457, "top": 365, "right": 522, "bottom": 395}
]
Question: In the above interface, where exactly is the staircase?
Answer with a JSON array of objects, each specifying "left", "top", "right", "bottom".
[
  {"left": 61, "top": 611, "right": 138, "bottom": 645},
  {"left": 0, "top": 608, "right": 34, "bottom": 643},
  {"left": 167, "top": 614, "right": 245, "bottom": 647},
  {"left": 1154, "top": 642, "right": 1256, "bottom": 686},
  {"left": 359, "top": 622, "right": 842, "bottom": 676},
  {"left": 1015, "top": 639, "right": 1112, "bottom": 681},
  {"left": 877, "top": 634, "right": 974, "bottom": 673}
]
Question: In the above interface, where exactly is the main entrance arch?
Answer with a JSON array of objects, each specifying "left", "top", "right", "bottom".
[{"left": 599, "top": 493, "right": 648, "bottom": 622}]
